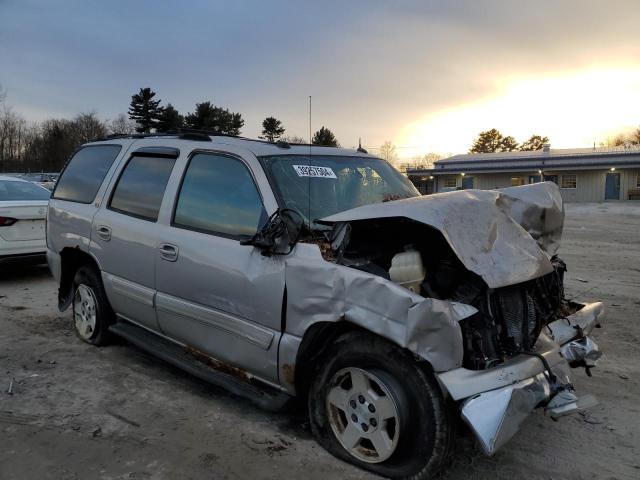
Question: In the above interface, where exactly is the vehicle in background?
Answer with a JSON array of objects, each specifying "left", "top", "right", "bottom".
[
  {"left": 19, "top": 172, "right": 59, "bottom": 191},
  {"left": 46, "top": 134, "right": 604, "bottom": 480},
  {"left": 0, "top": 175, "right": 50, "bottom": 265}
]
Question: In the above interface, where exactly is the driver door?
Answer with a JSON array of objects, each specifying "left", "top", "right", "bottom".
[{"left": 154, "top": 150, "right": 286, "bottom": 384}]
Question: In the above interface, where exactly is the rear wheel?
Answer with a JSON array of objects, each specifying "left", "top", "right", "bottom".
[
  {"left": 308, "top": 331, "right": 453, "bottom": 479},
  {"left": 72, "top": 266, "right": 114, "bottom": 345}
]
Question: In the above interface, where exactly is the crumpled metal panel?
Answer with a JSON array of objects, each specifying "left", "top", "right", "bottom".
[
  {"left": 546, "top": 301, "right": 605, "bottom": 344},
  {"left": 436, "top": 332, "right": 564, "bottom": 401},
  {"left": 437, "top": 301, "right": 605, "bottom": 401},
  {"left": 284, "top": 244, "right": 477, "bottom": 372},
  {"left": 498, "top": 182, "right": 564, "bottom": 256},
  {"left": 561, "top": 336, "right": 602, "bottom": 367},
  {"left": 320, "top": 182, "right": 564, "bottom": 289},
  {"left": 461, "top": 373, "right": 551, "bottom": 455}
]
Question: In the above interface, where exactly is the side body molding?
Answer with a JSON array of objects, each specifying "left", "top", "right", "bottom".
[
  {"left": 106, "top": 273, "right": 155, "bottom": 307},
  {"left": 155, "top": 292, "right": 274, "bottom": 350}
]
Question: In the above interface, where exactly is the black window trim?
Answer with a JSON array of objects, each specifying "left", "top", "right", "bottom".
[
  {"left": 52, "top": 144, "right": 123, "bottom": 204},
  {"left": 170, "top": 149, "right": 267, "bottom": 241},
  {"left": 107, "top": 153, "right": 177, "bottom": 223},
  {"left": 131, "top": 146, "right": 180, "bottom": 159}
]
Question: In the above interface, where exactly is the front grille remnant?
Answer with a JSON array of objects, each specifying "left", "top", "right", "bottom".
[{"left": 460, "top": 256, "right": 567, "bottom": 370}]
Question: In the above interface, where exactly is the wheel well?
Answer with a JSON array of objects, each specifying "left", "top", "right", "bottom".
[
  {"left": 294, "top": 321, "right": 362, "bottom": 399},
  {"left": 58, "top": 248, "right": 100, "bottom": 311},
  {"left": 293, "top": 321, "right": 439, "bottom": 401}
]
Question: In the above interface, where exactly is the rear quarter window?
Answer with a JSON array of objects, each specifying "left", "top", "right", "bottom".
[{"left": 53, "top": 145, "right": 122, "bottom": 203}]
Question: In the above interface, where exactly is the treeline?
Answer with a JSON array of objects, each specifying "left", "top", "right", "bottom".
[
  {"left": 0, "top": 86, "right": 340, "bottom": 173},
  {"left": 470, "top": 129, "right": 550, "bottom": 153},
  {"left": 469, "top": 127, "right": 640, "bottom": 153}
]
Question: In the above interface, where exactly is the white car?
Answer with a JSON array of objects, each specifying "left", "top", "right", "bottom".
[{"left": 0, "top": 175, "right": 50, "bottom": 265}]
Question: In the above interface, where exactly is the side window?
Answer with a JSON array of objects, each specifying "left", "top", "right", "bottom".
[
  {"left": 173, "top": 153, "right": 265, "bottom": 237},
  {"left": 53, "top": 145, "right": 122, "bottom": 203},
  {"left": 109, "top": 156, "right": 176, "bottom": 221}
]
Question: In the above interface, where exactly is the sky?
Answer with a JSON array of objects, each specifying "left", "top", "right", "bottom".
[{"left": 1, "top": 0, "right": 640, "bottom": 158}]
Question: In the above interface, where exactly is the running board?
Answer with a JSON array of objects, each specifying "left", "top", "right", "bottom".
[{"left": 109, "top": 321, "right": 292, "bottom": 412}]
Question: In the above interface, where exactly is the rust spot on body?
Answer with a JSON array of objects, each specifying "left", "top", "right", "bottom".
[
  {"left": 185, "top": 345, "right": 250, "bottom": 382},
  {"left": 282, "top": 363, "right": 295, "bottom": 384}
]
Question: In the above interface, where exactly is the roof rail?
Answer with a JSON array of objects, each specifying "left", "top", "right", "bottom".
[
  {"left": 90, "top": 130, "right": 359, "bottom": 151},
  {"left": 91, "top": 132, "right": 177, "bottom": 142}
]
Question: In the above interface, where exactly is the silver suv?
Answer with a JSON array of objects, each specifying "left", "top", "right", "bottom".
[{"left": 47, "top": 133, "right": 604, "bottom": 479}]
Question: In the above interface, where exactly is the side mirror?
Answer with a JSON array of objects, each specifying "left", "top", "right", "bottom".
[{"left": 240, "top": 209, "right": 303, "bottom": 256}]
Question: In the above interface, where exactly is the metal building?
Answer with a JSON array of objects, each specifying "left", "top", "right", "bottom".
[{"left": 407, "top": 145, "right": 640, "bottom": 202}]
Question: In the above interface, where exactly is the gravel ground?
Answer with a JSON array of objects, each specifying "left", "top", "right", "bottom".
[{"left": 1, "top": 203, "right": 639, "bottom": 480}]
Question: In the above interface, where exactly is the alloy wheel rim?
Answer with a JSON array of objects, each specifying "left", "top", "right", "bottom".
[
  {"left": 326, "top": 367, "right": 400, "bottom": 463},
  {"left": 74, "top": 284, "right": 97, "bottom": 340}
]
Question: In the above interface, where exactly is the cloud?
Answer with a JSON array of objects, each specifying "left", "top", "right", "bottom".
[{"left": 1, "top": 0, "right": 639, "bottom": 153}]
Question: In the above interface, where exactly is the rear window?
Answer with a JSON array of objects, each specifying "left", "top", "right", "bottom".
[
  {"left": 0, "top": 180, "right": 51, "bottom": 201},
  {"left": 109, "top": 156, "right": 176, "bottom": 221},
  {"left": 53, "top": 145, "right": 122, "bottom": 203}
]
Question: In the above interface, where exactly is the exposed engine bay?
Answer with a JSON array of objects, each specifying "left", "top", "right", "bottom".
[{"left": 320, "top": 216, "right": 576, "bottom": 370}]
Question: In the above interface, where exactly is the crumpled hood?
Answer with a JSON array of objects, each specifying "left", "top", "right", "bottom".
[{"left": 320, "top": 182, "right": 564, "bottom": 289}]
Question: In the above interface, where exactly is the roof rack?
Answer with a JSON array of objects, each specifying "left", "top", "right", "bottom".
[{"left": 91, "top": 129, "right": 362, "bottom": 152}]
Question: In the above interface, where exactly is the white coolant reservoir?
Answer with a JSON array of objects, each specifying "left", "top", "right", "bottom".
[{"left": 388, "top": 250, "right": 426, "bottom": 294}]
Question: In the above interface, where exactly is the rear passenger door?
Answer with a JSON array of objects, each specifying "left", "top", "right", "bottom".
[
  {"left": 91, "top": 146, "right": 178, "bottom": 332},
  {"left": 154, "top": 149, "right": 286, "bottom": 384}
]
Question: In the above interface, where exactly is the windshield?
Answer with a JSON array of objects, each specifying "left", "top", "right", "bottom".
[
  {"left": 260, "top": 155, "right": 419, "bottom": 227},
  {"left": 0, "top": 180, "right": 51, "bottom": 201}
]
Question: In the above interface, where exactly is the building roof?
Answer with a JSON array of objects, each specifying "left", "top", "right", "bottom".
[{"left": 408, "top": 145, "right": 640, "bottom": 175}]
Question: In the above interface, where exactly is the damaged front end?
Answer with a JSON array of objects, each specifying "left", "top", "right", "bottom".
[
  {"left": 306, "top": 181, "right": 604, "bottom": 456},
  {"left": 450, "top": 301, "right": 603, "bottom": 454}
]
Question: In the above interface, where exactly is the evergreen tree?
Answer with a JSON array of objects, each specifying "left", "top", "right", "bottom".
[
  {"left": 312, "top": 126, "right": 339, "bottom": 147},
  {"left": 157, "top": 104, "right": 184, "bottom": 132},
  {"left": 260, "top": 116, "right": 285, "bottom": 142},
  {"left": 519, "top": 134, "right": 550, "bottom": 151},
  {"left": 500, "top": 135, "right": 519, "bottom": 152},
  {"left": 470, "top": 129, "right": 519, "bottom": 153},
  {"left": 128, "top": 87, "right": 163, "bottom": 133},
  {"left": 184, "top": 101, "right": 244, "bottom": 135}
]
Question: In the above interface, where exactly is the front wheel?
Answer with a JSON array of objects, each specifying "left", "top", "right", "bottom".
[{"left": 308, "top": 331, "right": 453, "bottom": 479}]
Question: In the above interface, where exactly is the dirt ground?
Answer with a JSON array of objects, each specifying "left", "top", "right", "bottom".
[{"left": 1, "top": 203, "right": 639, "bottom": 480}]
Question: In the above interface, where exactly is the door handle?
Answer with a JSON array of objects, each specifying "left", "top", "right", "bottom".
[
  {"left": 96, "top": 225, "right": 111, "bottom": 242},
  {"left": 159, "top": 243, "right": 179, "bottom": 262}
]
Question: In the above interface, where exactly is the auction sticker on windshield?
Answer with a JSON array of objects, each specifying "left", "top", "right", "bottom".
[{"left": 293, "top": 165, "right": 337, "bottom": 179}]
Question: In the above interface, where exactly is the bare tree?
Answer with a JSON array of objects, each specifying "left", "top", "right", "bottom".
[
  {"left": 378, "top": 141, "right": 397, "bottom": 163},
  {"left": 71, "top": 112, "right": 108, "bottom": 145},
  {"left": 0, "top": 103, "right": 28, "bottom": 170},
  {"left": 281, "top": 134, "right": 307, "bottom": 144},
  {"left": 422, "top": 152, "right": 443, "bottom": 167},
  {"left": 109, "top": 113, "right": 138, "bottom": 135}
]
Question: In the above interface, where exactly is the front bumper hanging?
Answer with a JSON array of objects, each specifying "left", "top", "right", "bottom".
[{"left": 438, "top": 301, "right": 604, "bottom": 456}]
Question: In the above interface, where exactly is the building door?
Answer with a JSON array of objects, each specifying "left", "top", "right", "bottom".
[
  {"left": 462, "top": 176, "right": 474, "bottom": 189},
  {"left": 605, "top": 172, "right": 620, "bottom": 200},
  {"left": 528, "top": 175, "right": 542, "bottom": 184}
]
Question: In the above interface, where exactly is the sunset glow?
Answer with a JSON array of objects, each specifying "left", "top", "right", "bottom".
[{"left": 397, "top": 67, "right": 640, "bottom": 157}]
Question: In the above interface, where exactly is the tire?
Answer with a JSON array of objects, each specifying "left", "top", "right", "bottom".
[
  {"left": 308, "top": 330, "right": 453, "bottom": 480},
  {"left": 72, "top": 265, "right": 114, "bottom": 346}
]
